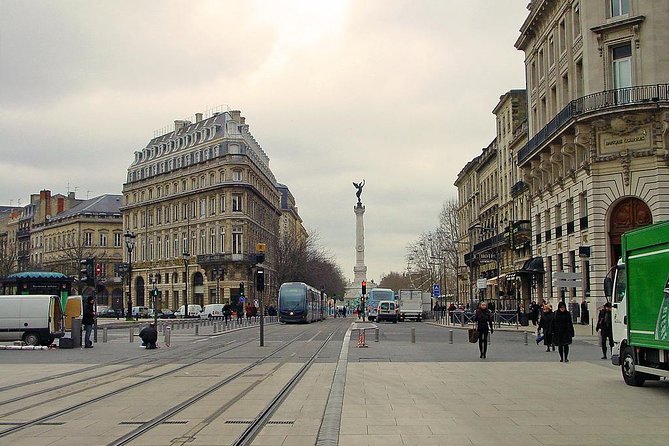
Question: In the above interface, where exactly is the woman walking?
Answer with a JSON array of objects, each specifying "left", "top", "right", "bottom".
[
  {"left": 538, "top": 304, "right": 555, "bottom": 352},
  {"left": 552, "top": 301, "right": 575, "bottom": 362},
  {"left": 474, "top": 301, "right": 494, "bottom": 359}
]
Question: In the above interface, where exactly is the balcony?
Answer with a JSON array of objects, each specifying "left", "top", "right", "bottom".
[
  {"left": 518, "top": 84, "right": 669, "bottom": 165},
  {"left": 511, "top": 181, "right": 528, "bottom": 197},
  {"left": 473, "top": 233, "right": 505, "bottom": 253}
]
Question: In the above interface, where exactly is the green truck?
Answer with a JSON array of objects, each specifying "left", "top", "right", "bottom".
[{"left": 604, "top": 220, "right": 669, "bottom": 386}]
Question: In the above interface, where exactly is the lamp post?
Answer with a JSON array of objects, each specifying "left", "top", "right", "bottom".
[
  {"left": 124, "top": 231, "right": 136, "bottom": 321},
  {"left": 182, "top": 251, "right": 190, "bottom": 318},
  {"left": 150, "top": 273, "right": 158, "bottom": 327}
]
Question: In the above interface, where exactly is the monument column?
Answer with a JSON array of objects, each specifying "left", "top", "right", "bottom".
[{"left": 353, "top": 203, "right": 367, "bottom": 284}]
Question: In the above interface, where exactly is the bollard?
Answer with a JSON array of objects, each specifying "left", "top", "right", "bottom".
[
  {"left": 158, "top": 323, "right": 163, "bottom": 333},
  {"left": 411, "top": 327, "right": 416, "bottom": 344},
  {"left": 375, "top": 328, "right": 379, "bottom": 342},
  {"left": 449, "top": 329, "right": 453, "bottom": 344},
  {"left": 129, "top": 326, "right": 134, "bottom": 343},
  {"left": 195, "top": 324, "right": 199, "bottom": 336},
  {"left": 460, "top": 314, "right": 465, "bottom": 327},
  {"left": 524, "top": 331, "right": 528, "bottom": 345},
  {"left": 213, "top": 323, "right": 218, "bottom": 334},
  {"left": 164, "top": 326, "right": 171, "bottom": 347},
  {"left": 103, "top": 327, "right": 108, "bottom": 343}
]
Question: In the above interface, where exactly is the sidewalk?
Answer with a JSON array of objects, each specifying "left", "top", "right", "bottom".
[{"left": 426, "top": 318, "right": 597, "bottom": 338}]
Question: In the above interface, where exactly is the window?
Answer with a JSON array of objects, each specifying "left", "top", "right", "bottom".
[
  {"left": 157, "top": 237, "right": 162, "bottom": 259},
  {"left": 579, "top": 193, "right": 589, "bottom": 230},
  {"left": 232, "top": 194, "right": 242, "bottom": 212},
  {"left": 200, "top": 199, "right": 206, "bottom": 217},
  {"left": 183, "top": 232, "right": 188, "bottom": 253},
  {"left": 573, "top": 4, "right": 581, "bottom": 38},
  {"left": 233, "top": 170, "right": 242, "bottom": 181},
  {"left": 220, "top": 194, "right": 226, "bottom": 213},
  {"left": 232, "top": 226, "right": 242, "bottom": 254},
  {"left": 199, "top": 230, "right": 205, "bottom": 255},
  {"left": 210, "top": 228, "right": 216, "bottom": 253},
  {"left": 84, "top": 232, "right": 93, "bottom": 247},
  {"left": 210, "top": 197, "right": 216, "bottom": 215},
  {"left": 548, "top": 36, "right": 555, "bottom": 67},
  {"left": 165, "top": 235, "right": 170, "bottom": 258},
  {"left": 156, "top": 207, "right": 162, "bottom": 225},
  {"left": 113, "top": 233, "right": 122, "bottom": 247},
  {"left": 220, "top": 228, "right": 225, "bottom": 253},
  {"left": 612, "top": 44, "right": 632, "bottom": 89},
  {"left": 174, "top": 236, "right": 179, "bottom": 257},
  {"left": 611, "top": 0, "right": 629, "bottom": 17},
  {"left": 559, "top": 19, "right": 566, "bottom": 54}
]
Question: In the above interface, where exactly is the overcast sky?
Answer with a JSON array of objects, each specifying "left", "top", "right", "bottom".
[{"left": 0, "top": 0, "right": 528, "bottom": 284}]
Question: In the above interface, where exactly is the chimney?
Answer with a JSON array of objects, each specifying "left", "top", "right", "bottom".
[
  {"left": 195, "top": 113, "right": 203, "bottom": 122},
  {"left": 240, "top": 117, "right": 246, "bottom": 125},
  {"left": 229, "top": 110, "right": 241, "bottom": 122},
  {"left": 174, "top": 120, "right": 188, "bottom": 132},
  {"left": 57, "top": 197, "right": 65, "bottom": 214},
  {"left": 68, "top": 192, "right": 76, "bottom": 200}
]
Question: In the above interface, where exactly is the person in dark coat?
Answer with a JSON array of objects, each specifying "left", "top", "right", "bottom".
[
  {"left": 552, "top": 301, "right": 575, "bottom": 362},
  {"left": 580, "top": 299, "right": 589, "bottom": 324},
  {"left": 82, "top": 296, "right": 95, "bottom": 348},
  {"left": 530, "top": 301, "right": 540, "bottom": 326},
  {"left": 473, "top": 301, "right": 494, "bottom": 359},
  {"left": 538, "top": 304, "right": 555, "bottom": 352},
  {"left": 596, "top": 302, "right": 613, "bottom": 359},
  {"left": 139, "top": 323, "right": 158, "bottom": 349}
]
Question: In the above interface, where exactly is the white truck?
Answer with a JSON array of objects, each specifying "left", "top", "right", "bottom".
[{"left": 398, "top": 289, "right": 423, "bottom": 321}]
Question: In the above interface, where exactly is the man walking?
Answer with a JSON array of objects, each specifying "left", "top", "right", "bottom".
[
  {"left": 82, "top": 296, "right": 95, "bottom": 348},
  {"left": 597, "top": 302, "right": 614, "bottom": 359}
]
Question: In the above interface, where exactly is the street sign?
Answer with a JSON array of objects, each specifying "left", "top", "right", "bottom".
[
  {"left": 476, "top": 278, "right": 487, "bottom": 290},
  {"left": 239, "top": 297, "right": 245, "bottom": 303},
  {"left": 552, "top": 271, "right": 582, "bottom": 288},
  {"left": 432, "top": 284, "right": 440, "bottom": 297}
]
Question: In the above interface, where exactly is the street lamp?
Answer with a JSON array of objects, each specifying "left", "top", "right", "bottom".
[
  {"left": 124, "top": 231, "right": 136, "bottom": 321},
  {"left": 182, "top": 251, "right": 190, "bottom": 318}
]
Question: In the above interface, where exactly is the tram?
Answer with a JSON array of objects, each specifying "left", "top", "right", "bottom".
[
  {"left": 0, "top": 271, "right": 73, "bottom": 311},
  {"left": 278, "top": 282, "right": 328, "bottom": 323}
]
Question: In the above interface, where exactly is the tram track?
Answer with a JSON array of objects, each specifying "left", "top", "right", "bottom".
[
  {"left": 0, "top": 323, "right": 312, "bottom": 439},
  {"left": 107, "top": 326, "right": 340, "bottom": 446},
  {"left": 0, "top": 320, "right": 275, "bottom": 408}
]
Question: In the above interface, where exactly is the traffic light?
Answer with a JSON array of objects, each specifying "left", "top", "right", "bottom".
[
  {"left": 151, "top": 288, "right": 159, "bottom": 298},
  {"left": 361, "top": 280, "right": 367, "bottom": 295},
  {"left": 95, "top": 263, "right": 102, "bottom": 277},
  {"left": 256, "top": 268, "right": 265, "bottom": 292},
  {"left": 80, "top": 258, "right": 95, "bottom": 286},
  {"left": 239, "top": 282, "right": 245, "bottom": 297}
]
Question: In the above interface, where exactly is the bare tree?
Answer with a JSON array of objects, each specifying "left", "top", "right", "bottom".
[
  {"left": 0, "top": 240, "right": 17, "bottom": 277},
  {"left": 378, "top": 271, "right": 412, "bottom": 290}
]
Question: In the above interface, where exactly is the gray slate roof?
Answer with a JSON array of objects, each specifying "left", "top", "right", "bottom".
[{"left": 50, "top": 194, "right": 122, "bottom": 221}]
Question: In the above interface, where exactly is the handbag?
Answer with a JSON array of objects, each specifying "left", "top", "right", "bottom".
[
  {"left": 468, "top": 327, "right": 479, "bottom": 343},
  {"left": 535, "top": 333, "right": 544, "bottom": 344}
]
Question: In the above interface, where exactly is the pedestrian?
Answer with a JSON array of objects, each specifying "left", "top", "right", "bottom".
[
  {"left": 571, "top": 298, "right": 580, "bottom": 324},
  {"left": 223, "top": 303, "right": 231, "bottom": 323},
  {"left": 552, "top": 301, "right": 575, "bottom": 362},
  {"left": 448, "top": 302, "right": 456, "bottom": 323},
  {"left": 538, "top": 304, "right": 555, "bottom": 352},
  {"left": 82, "top": 296, "right": 95, "bottom": 348},
  {"left": 530, "top": 301, "right": 540, "bottom": 326},
  {"left": 139, "top": 323, "right": 158, "bottom": 349},
  {"left": 581, "top": 299, "right": 589, "bottom": 325},
  {"left": 596, "top": 302, "right": 614, "bottom": 359},
  {"left": 473, "top": 301, "right": 494, "bottom": 359}
]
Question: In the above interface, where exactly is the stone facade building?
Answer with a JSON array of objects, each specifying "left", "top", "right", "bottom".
[
  {"left": 121, "top": 109, "right": 282, "bottom": 312},
  {"left": 515, "top": 0, "right": 669, "bottom": 312}
]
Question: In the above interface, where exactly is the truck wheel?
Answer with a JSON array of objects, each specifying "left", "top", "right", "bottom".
[
  {"left": 23, "top": 332, "right": 40, "bottom": 346},
  {"left": 621, "top": 346, "right": 646, "bottom": 386}
]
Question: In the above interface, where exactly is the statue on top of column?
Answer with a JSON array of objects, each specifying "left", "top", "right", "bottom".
[{"left": 352, "top": 180, "right": 365, "bottom": 205}]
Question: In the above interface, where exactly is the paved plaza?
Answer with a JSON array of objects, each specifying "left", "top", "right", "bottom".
[{"left": 0, "top": 319, "right": 667, "bottom": 445}]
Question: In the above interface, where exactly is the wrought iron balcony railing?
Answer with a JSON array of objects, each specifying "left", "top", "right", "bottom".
[{"left": 518, "top": 84, "right": 669, "bottom": 164}]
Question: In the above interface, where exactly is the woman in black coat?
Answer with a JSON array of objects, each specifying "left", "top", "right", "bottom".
[
  {"left": 538, "top": 304, "right": 555, "bottom": 352},
  {"left": 473, "top": 301, "right": 494, "bottom": 359},
  {"left": 552, "top": 301, "right": 575, "bottom": 362}
]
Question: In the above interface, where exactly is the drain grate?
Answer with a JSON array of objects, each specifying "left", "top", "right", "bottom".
[
  {"left": 224, "top": 420, "right": 295, "bottom": 425},
  {"left": 0, "top": 422, "right": 64, "bottom": 426},
  {"left": 163, "top": 420, "right": 188, "bottom": 425},
  {"left": 119, "top": 421, "right": 146, "bottom": 425},
  {"left": 120, "top": 420, "right": 188, "bottom": 425}
]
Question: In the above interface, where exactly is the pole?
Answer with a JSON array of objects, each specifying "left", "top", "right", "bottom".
[
  {"left": 259, "top": 289, "right": 264, "bottom": 347},
  {"left": 183, "top": 254, "right": 189, "bottom": 320},
  {"left": 127, "top": 245, "right": 133, "bottom": 321}
]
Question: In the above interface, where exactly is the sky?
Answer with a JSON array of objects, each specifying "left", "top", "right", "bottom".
[{"left": 0, "top": 0, "right": 528, "bottom": 284}]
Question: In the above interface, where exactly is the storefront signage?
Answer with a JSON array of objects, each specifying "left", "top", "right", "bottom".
[{"left": 599, "top": 127, "right": 650, "bottom": 155}]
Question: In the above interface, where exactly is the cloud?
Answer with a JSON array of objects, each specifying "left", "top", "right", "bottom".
[{"left": 0, "top": 0, "right": 528, "bottom": 284}]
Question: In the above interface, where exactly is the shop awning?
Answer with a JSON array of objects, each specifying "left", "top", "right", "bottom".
[
  {"left": 486, "top": 273, "right": 506, "bottom": 286},
  {"left": 516, "top": 256, "right": 545, "bottom": 274}
]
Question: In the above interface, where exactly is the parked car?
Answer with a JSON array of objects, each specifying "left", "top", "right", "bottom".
[
  {"left": 158, "top": 309, "right": 176, "bottom": 319},
  {"left": 98, "top": 308, "right": 121, "bottom": 318},
  {"left": 175, "top": 304, "right": 202, "bottom": 318},
  {"left": 200, "top": 304, "right": 224, "bottom": 319}
]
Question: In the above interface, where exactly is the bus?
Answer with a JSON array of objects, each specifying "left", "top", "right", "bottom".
[
  {"left": 278, "top": 282, "right": 327, "bottom": 323},
  {"left": 0, "top": 271, "right": 73, "bottom": 312},
  {"left": 367, "top": 288, "right": 395, "bottom": 322}
]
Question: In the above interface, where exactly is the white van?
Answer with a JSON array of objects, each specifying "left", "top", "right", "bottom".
[
  {"left": 175, "top": 304, "right": 202, "bottom": 318},
  {"left": 0, "top": 295, "right": 65, "bottom": 345},
  {"left": 132, "top": 306, "right": 150, "bottom": 318},
  {"left": 200, "top": 304, "right": 224, "bottom": 319}
]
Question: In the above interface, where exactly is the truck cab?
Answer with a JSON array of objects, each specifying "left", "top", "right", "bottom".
[{"left": 603, "top": 220, "right": 669, "bottom": 386}]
